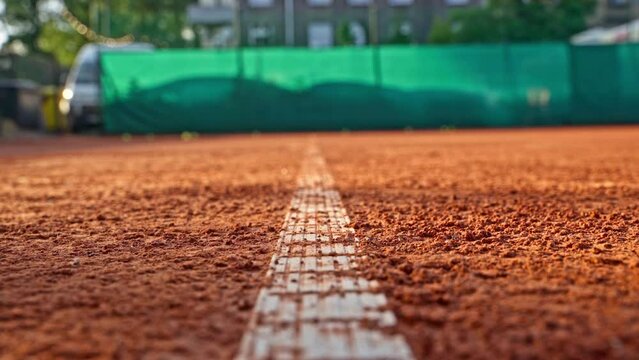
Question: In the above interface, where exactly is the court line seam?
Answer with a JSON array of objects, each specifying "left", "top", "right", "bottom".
[{"left": 236, "top": 145, "right": 414, "bottom": 360}]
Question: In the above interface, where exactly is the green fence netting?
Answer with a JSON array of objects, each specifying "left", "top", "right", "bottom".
[{"left": 101, "top": 43, "right": 639, "bottom": 134}]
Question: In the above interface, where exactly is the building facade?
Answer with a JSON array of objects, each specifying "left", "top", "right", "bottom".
[
  {"left": 237, "top": 0, "right": 483, "bottom": 47},
  {"left": 591, "top": 0, "right": 639, "bottom": 26},
  {"left": 190, "top": 0, "right": 636, "bottom": 48},
  {"left": 188, "top": 0, "right": 483, "bottom": 47}
]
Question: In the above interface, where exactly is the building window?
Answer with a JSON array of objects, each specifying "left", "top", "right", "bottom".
[
  {"left": 248, "top": 25, "right": 274, "bottom": 46},
  {"left": 608, "top": 0, "right": 629, "bottom": 7},
  {"left": 347, "top": 0, "right": 371, "bottom": 6},
  {"left": 308, "top": 22, "right": 334, "bottom": 48},
  {"left": 445, "top": 0, "right": 470, "bottom": 6},
  {"left": 248, "top": 0, "right": 274, "bottom": 8},
  {"left": 350, "top": 22, "right": 367, "bottom": 46},
  {"left": 388, "top": 0, "right": 414, "bottom": 6},
  {"left": 308, "top": 0, "right": 333, "bottom": 6}
]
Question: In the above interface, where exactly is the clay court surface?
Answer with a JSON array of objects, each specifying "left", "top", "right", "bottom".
[{"left": 1, "top": 126, "right": 638, "bottom": 359}]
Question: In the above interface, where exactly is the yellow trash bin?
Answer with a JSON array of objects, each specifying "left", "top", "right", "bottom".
[{"left": 41, "top": 86, "right": 63, "bottom": 132}]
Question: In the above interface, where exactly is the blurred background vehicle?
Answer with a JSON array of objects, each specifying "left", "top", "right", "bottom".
[{"left": 59, "top": 43, "right": 153, "bottom": 132}]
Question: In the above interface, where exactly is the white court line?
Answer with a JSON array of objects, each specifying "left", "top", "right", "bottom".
[{"left": 236, "top": 146, "right": 414, "bottom": 360}]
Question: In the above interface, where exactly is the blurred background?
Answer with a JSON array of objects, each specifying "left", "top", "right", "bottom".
[{"left": 1, "top": 0, "right": 638, "bottom": 136}]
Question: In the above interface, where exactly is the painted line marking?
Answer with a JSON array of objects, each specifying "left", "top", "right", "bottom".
[{"left": 236, "top": 146, "right": 414, "bottom": 360}]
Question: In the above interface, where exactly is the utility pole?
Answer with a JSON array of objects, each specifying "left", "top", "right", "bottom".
[
  {"left": 233, "top": 0, "right": 242, "bottom": 49},
  {"left": 90, "top": 1, "right": 98, "bottom": 38},
  {"left": 284, "top": 0, "right": 294, "bottom": 46},
  {"left": 103, "top": 0, "right": 111, "bottom": 37},
  {"left": 368, "top": 0, "right": 382, "bottom": 88},
  {"left": 368, "top": 0, "right": 379, "bottom": 46},
  {"left": 234, "top": 1, "right": 245, "bottom": 79}
]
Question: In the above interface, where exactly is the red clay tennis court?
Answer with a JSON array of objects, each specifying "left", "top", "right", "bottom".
[{"left": 1, "top": 126, "right": 638, "bottom": 359}]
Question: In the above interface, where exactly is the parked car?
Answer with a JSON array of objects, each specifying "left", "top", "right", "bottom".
[{"left": 59, "top": 43, "right": 154, "bottom": 132}]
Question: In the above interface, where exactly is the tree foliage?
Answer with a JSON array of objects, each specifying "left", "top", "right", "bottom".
[
  {"left": 336, "top": 22, "right": 355, "bottom": 46},
  {"left": 429, "top": 0, "right": 597, "bottom": 44},
  {"left": 2, "top": 0, "right": 194, "bottom": 66},
  {"left": 388, "top": 21, "right": 412, "bottom": 45},
  {"left": 2, "top": 0, "right": 48, "bottom": 51},
  {"left": 37, "top": 19, "right": 85, "bottom": 66}
]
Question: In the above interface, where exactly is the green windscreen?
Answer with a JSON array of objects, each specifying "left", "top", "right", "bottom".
[
  {"left": 570, "top": 44, "right": 639, "bottom": 124},
  {"left": 101, "top": 43, "right": 639, "bottom": 134}
]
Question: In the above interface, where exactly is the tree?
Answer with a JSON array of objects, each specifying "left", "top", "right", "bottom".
[
  {"left": 429, "top": 17, "right": 455, "bottom": 44},
  {"left": 37, "top": 20, "right": 86, "bottom": 66},
  {"left": 388, "top": 20, "right": 412, "bottom": 45},
  {"left": 2, "top": 0, "right": 50, "bottom": 53},
  {"left": 336, "top": 22, "right": 355, "bottom": 46},
  {"left": 429, "top": 0, "right": 597, "bottom": 44},
  {"left": 1, "top": 0, "right": 194, "bottom": 66}
]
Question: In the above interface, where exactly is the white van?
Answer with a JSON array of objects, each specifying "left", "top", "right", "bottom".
[{"left": 59, "top": 43, "right": 153, "bottom": 132}]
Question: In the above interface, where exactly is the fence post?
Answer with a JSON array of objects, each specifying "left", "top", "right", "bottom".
[{"left": 501, "top": 42, "right": 517, "bottom": 125}]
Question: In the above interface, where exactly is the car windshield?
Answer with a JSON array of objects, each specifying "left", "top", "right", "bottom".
[{"left": 75, "top": 59, "right": 99, "bottom": 84}]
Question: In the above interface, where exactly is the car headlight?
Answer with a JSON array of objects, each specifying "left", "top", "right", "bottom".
[
  {"left": 62, "top": 88, "right": 74, "bottom": 100},
  {"left": 59, "top": 99, "right": 70, "bottom": 115}
]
